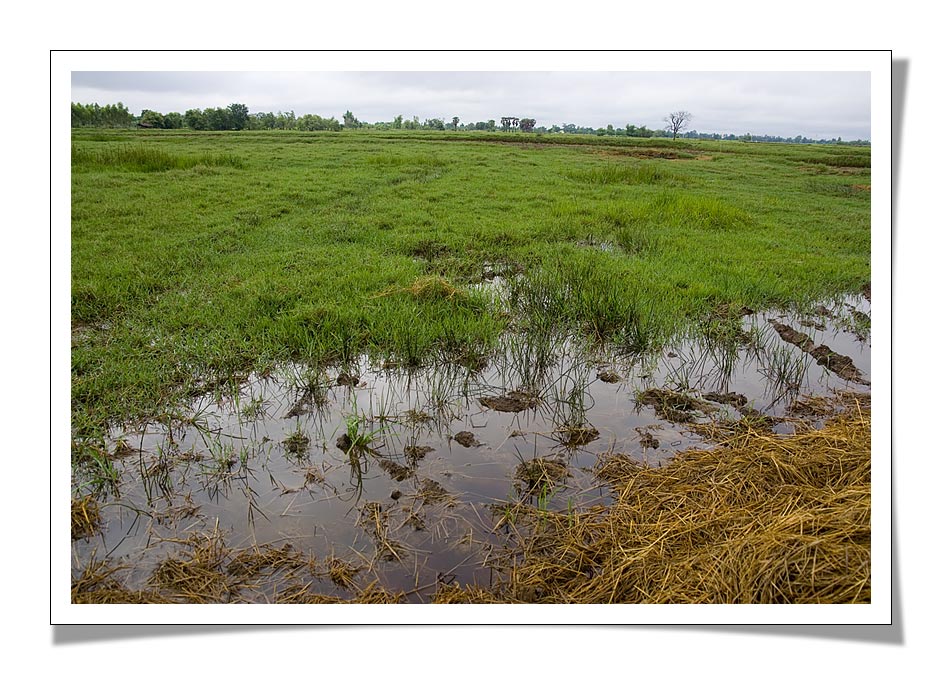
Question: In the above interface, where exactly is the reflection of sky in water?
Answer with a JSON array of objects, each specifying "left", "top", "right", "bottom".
[{"left": 73, "top": 295, "right": 871, "bottom": 600}]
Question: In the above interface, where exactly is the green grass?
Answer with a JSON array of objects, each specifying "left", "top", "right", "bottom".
[
  {"left": 71, "top": 128, "right": 870, "bottom": 435},
  {"left": 72, "top": 143, "right": 244, "bottom": 172}
]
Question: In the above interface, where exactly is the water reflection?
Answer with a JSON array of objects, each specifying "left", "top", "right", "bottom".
[{"left": 72, "top": 294, "right": 871, "bottom": 601}]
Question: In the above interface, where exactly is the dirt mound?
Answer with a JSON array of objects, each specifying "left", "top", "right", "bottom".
[
  {"left": 637, "top": 389, "right": 715, "bottom": 423},
  {"left": 479, "top": 390, "right": 540, "bottom": 413},
  {"left": 769, "top": 319, "right": 869, "bottom": 384},
  {"left": 704, "top": 392, "right": 748, "bottom": 408},
  {"left": 452, "top": 431, "right": 479, "bottom": 447}
]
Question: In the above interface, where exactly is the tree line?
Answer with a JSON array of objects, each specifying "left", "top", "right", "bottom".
[{"left": 71, "top": 101, "right": 869, "bottom": 145}]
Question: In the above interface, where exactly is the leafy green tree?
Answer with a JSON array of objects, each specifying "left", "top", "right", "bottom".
[
  {"left": 138, "top": 109, "right": 165, "bottom": 128},
  {"left": 184, "top": 108, "right": 207, "bottom": 130},
  {"left": 227, "top": 103, "right": 249, "bottom": 130},
  {"left": 343, "top": 110, "right": 360, "bottom": 129},
  {"left": 519, "top": 118, "right": 536, "bottom": 132},
  {"left": 71, "top": 102, "right": 135, "bottom": 127},
  {"left": 163, "top": 112, "right": 184, "bottom": 129},
  {"left": 393, "top": 114, "right": 403, "bottom": 129},
  {"left": 451, "top": 116, "right": 460, "bottom": 131},
  {"left": 208, "top": 107, "right": 233, "bottom": 130}
]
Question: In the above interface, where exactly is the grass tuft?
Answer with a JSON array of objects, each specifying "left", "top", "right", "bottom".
[{"left": 72, "top": 143, "right": 244, "bottom": 172}]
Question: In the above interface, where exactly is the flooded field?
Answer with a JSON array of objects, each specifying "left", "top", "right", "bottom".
[{"left": 71, "top": 294, "right": 870, "bottom": 603}]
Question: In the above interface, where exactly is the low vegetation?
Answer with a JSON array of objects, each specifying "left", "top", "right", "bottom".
[
  {"left": 70, "top": 128, "right": 870, "bottom": 604},
  {"left": 436, "top": 395, "right": 871, "bottom": 603}
]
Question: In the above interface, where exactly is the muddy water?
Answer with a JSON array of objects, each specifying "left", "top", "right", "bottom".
[{"left": 72, "top": 295, "right": 870, "bottom": 602}]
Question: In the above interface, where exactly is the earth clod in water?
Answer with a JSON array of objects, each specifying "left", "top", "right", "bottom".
[
  {"left": 452, "top": 431, "right": 479, "bottom": 447},
  {"left": 479, "top": 390, "right": 540, "bottom": 413}
]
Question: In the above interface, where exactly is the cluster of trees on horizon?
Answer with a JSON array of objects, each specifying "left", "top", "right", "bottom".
[{"left": 70, "top": 101, "right": 870, "bottom": 146}]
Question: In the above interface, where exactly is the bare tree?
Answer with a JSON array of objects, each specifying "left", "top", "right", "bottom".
[{"left": 664, "top": 110, "right": 692, "bottom": 140}]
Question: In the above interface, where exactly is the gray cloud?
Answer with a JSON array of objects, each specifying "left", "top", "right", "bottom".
[{"left": 71, "top": 70, "right": 870, "bottom": 140}]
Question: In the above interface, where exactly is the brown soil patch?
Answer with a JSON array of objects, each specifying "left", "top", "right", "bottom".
[
  {"left": 636, "top": 427, "right": 660, "bottom": 450},
  {"left": 453, "top": 431, "right": 479, "bottom": 447},
  {"left": 336, "top": 372, "right": 360, "bottom": 386},
  {"left": 769, "top": 319, "right": 868, "bottom": 384},
  {"left": 418, "top": 478, "right": 451, "bottom": 505},
  {"left": 378, "top": 458, "right": 413, "bottom": 481},
  {"left": 555, "top": 425, "right": 600, "bottom": 447},
  {"left": 704, "top": 392, "right": 748, "bottom": 409},
  {"left": 404, "top": 444, "right": 436, "bottom": 464},
  {"left": 593, "top": 147, "right": 695, "bottom": 160},
  {"left": 637, "top": 388, "right": 715, "bottom": 424},
  {"left": 597, "top": 370, "right": 621, "bottom": 383},
  {"left": 479, "top": 390, "right": 540, "bottom": 413},
  {"left": 809, "top": 345, "right": 869, "bottom": 384},
  {"left": 768, "top": 319, "right": 816, "bottom": 350}
]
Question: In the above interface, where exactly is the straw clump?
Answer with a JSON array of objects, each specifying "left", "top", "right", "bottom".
[
  {"left": 444, "top": 399, "right": 871, "bottom": 603},
  {"left": 71, "top": 495, "right": 101, "bottom": 540},
  {"left": 373, "top": 275, "right": 465, "bottom": 301}
]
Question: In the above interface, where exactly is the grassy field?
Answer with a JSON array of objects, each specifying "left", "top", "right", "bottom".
[{"left": 71, "top": 129, "right": 870, "bottom": 436}]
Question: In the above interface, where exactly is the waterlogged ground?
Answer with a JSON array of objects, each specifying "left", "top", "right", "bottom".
[{"left": 72, "top": 294, "right": 870, "bottom": 603}]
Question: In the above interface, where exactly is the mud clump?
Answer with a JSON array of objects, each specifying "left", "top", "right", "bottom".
[
  {"left": 597, "top": 370, "right": 621, "bottom": 384},
  {"left": 555, "top": 426, "right": 600, "bottom": 447},
  {"left": 809, "top": 345, "right": 869, "bottom": 384},
  {"left": 418, "top": 478, "right": 451, "bottom": 505},
  {"left": 336, "top": 372, "right": 360, "bottom": 387},
  {"left": 768, "top": 319, "right": 816, "bottom": 351},
  {"left": 479, "top": 390, "right": 540, "bottom": 413},
  {"left": 405, "top": 445, "right": 436, "bottom": 464},
  {"left": 378, "top": 459, "right": 413, "bottom": 482},
  {"left": 283, "top": 432, "right": 310, "bottom": 456},
  {"left": 452, "top": 431, "right": 478, "bottom": 447},
  {"left": 704, "top": 392, "right": 748, "bottom": 409},
  {"left": 637, "top": 389, "right": 715, "bottom": 424},
  {"left": 769, "top": 319, "right": 869, "bottom": 384},
  {"left": 636, "top": 427, "right": 660, "bottom": 450}
]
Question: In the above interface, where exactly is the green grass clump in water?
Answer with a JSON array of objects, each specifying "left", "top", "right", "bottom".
[{"left": 71, "top": 129, "right": 870, "bottom": 433}]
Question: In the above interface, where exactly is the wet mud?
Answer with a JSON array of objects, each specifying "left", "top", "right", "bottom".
[{"left": 769, "top": 319, "right": 869, "bottom": 384}]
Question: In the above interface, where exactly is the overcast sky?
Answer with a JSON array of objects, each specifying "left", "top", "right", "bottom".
[{"left": 71, "top": 71, "right": 871, "bottom": 140}]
